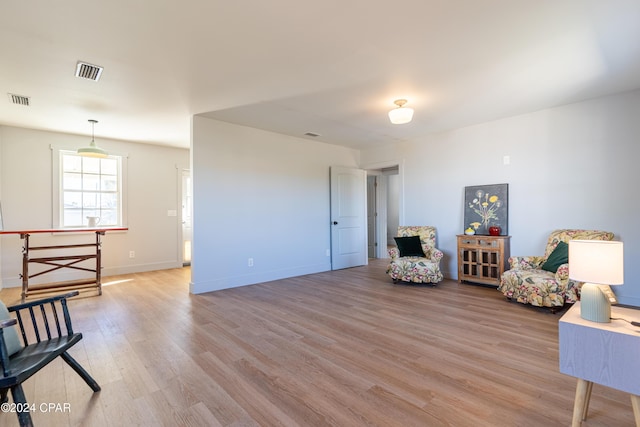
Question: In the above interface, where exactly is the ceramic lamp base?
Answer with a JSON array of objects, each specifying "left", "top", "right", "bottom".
[{"left": 580, "top": 283, "right": 612, "bottom": 323}]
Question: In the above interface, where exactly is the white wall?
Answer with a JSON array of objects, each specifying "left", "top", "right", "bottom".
[
  {"left": 0, "top": 125, "right": 190, "bottom": 288},
  {"left": 5, "top": 90, "right": 639, "bottom": 305},
  {"left": 190, "top": 116, "right": 359, "bottom": 293},
  {"left": 361, "top": 89, "right": 640, "bottom": 306}
]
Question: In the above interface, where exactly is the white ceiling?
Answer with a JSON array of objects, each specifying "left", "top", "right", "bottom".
[{"left": 2, "top": 1, "right": 640, "bottom": 150}]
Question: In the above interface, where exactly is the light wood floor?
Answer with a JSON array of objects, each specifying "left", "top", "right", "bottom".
[{"left": 0, "top": 259, "right": 635, "bottom": 426}]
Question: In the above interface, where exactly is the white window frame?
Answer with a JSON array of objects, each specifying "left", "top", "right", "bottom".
[{"left": 52, "top": 146, "right": 128, "bottom": 229}]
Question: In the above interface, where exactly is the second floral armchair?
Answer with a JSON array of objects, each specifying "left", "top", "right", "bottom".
[{"left": 498, "top": 229, "right": 615, "bottom": 308}]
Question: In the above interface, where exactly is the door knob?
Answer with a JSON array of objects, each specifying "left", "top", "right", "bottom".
[{"left": 333, "top": 221, "right": 338, "bottom": 225}]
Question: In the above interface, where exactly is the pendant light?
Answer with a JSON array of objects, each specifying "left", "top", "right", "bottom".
[
  {"left": 77, "top": 119, "right": 108, "bottom": 158},
  {"left": 388, "top": 99, "right": 414, "bottom": 124}
]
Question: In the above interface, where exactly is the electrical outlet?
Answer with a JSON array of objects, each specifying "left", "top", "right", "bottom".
[
  {"left": 129, "top": 251, "right": 135, "bottom": 258},
  {"left": 326, "top": 249, "right": 330, "bottom": 257},
  {"left": 248, "top": 258, "right": 254, "bottom": 267}
]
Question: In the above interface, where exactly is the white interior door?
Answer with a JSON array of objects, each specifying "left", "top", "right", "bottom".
[{"left": 330, "top": 166, "right": 367, "bottom": 270}]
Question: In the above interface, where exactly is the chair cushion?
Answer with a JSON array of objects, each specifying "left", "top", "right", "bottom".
[
  {"left": 541, "top": 241, "right": 569, "bottom": 273},
  {"left": 0, "top": 300, "right": 22, "bottom": 356},
  {"left": 387, "top": 258, "right": 443, "bottom": 284},
  {"left": 499, "top": 269, "right": 565, "bottom": 307},
  {"left": 394, "top": 236, "right": 425, "bottom": 257}
]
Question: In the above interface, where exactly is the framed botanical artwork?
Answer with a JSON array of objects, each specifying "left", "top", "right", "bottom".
[{"left": 464, "top": 184, "right": 508, "bottom": 235}]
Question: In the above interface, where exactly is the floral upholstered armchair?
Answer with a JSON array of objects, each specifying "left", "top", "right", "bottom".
[
  {"left": 498, "top": 229, "right": 614, "bottom": 308},
  {"left": 387, "top": 226, "right": 444, "bottom": 284}
]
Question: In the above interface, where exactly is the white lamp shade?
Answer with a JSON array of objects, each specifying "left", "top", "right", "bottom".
[
  {"left": 77, "top": 142, "right": 108, "bottom": 158},
  {"left": 388, "top": 106, "right": 414, "bottom": 124},
  {"left": 568, "top": 240, "right": 624, "bottom": 284},
  {"left": 78, "top": 119, "right": 108, "bottom": 158}
]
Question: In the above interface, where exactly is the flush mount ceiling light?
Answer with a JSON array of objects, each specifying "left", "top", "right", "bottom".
[
  {"left": 388, "top": 99, "right": 414, "bottom": 124},
  {"left": 77, "top": 119, "right": 108, "bottom": 158}
]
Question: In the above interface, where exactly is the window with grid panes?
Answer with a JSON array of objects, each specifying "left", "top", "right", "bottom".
[{"left": 60, "top": 152, "right": 122, "bottom": 227}]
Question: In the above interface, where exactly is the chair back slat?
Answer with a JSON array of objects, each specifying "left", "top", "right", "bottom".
[
  {"left": 61, "top": 299, "right": 73, "bottom": 335},
  {"left": 28, "top": 307, "right": 41, "bottom": 343},
  {"left": 40, "top": 305, "right": 52, "bottom": 340},
  {"left": 14, "top": 311, "right": 28, "bottom": 346},
  {"left": 50, "top": 302, "right": 62, "bottom": 337}
]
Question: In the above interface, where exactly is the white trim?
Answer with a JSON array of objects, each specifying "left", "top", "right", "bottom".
[
  {"left": 51, "top": 145, "right": 129, "bottom": 229},
  {"left": 361, "top": 159, "right": 405, "bottom": 226}
]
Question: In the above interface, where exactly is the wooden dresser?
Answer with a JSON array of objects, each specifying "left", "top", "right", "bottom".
[{"left": 457, "top": 234, "right": 510, "bottom": 286}]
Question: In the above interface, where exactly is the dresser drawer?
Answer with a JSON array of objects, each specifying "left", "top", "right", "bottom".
[{"left": 459, "top": 237, "right": 499, "bottom": 247}]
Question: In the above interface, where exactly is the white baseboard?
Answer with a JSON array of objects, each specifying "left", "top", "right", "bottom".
[{"left": 0, "top": 260, "right": 183, "bottom": 289}]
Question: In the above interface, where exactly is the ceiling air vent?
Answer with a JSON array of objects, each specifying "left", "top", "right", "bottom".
[
  {"left": 75, "top": 61, "right": 103, "bottom": 81},
  {"left": 304, "top": 132, "right": 321, "bottom": 137},
  {"left": 8, "top": 93, "right": 30, "bottom": 106}
]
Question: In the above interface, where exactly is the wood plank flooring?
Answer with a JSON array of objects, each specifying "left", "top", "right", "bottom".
[{"left": 0, "top": 259, "right": 636, "bottom": 426}]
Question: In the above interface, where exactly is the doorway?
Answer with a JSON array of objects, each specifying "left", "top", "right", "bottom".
[
  {"left": 181, "top": 170, "right": 192, "bottom": 266},
  {"left": 366, "top": 165, "right": 400, "bottom": 259}
]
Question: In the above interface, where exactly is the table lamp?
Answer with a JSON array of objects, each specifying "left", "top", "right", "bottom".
[{"left": 569, "top": 240, "right": 624, "bottom": 323}]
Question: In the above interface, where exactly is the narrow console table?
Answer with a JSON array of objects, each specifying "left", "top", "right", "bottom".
[
  {"left": 559, "top": 302, "right": 640, "bottom": 426},
  {"left": 0, "top": 228, "right": 127, "bottom": 300},
  {"left": 457, "top": 235, "right": 510, "bottom": 286}
]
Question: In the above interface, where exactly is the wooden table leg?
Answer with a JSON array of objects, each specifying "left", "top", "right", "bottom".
[
  {"left": 631, "top": 394, "right": 640, "bottom": 427},
  {"left": 582, "top": 380, "right": 593, "bottom": 421},
  {"left": 20, "top": 233, "right": 30, "bottom": 300},
  {"left": 572, "top": 378, "right": 592, "bottom": 427},
  {"left": 96, "top": 231, "right": 103, "bottom": 295}
]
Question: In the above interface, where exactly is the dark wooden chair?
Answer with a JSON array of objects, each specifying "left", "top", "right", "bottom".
[{"left": 0, "top": 291, "right": 100, "bottom": 426}]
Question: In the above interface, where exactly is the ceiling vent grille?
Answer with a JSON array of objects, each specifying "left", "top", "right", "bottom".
[
  {"left": 8, "top": 93, "right": 30, "bottom": 106},
  {"left": 304, "top": 132, "right": 321, "bottom": 137},
  {"left": 75, "top": 61, "right": 103, "bottom": 81}
]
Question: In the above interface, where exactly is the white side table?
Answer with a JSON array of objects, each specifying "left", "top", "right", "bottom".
[{"left": 559, "top": 302, "right": 640, "bottom": 426}]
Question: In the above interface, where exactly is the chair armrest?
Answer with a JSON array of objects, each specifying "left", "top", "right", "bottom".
[
  {"left": 508, "top": 256, "right": 545, "bottom": 270},
  {"left": 0, "top": 319, "right": 19, "bottom": 372},
  {"left": 0, "top": 318, "right": 17, "bottom": 329},
  {"left": 556, "top": 264, "right": 582, "bottom": 304},
  {"left": 555, "top": 263, "right": 570, "bottom": 281},
  {"left": 388, "top": 247, "right": 399, "bottom": 259},
  {"left": 426, "top": 248, "right": 444, "bottom": 262}
]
